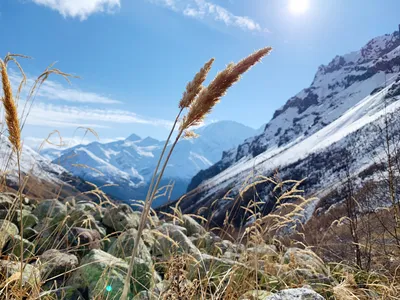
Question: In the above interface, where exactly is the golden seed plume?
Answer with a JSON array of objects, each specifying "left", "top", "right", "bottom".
[
  {"left": 179, "top": 58, "right": 215, "bottom": 109},
  {"left": 183, "top": 130, "right": 199, "bottom": 139},
  {"left": 1, "top": 59, "right": 21, "bottom": 153},
  {"left": 181, "top": 47, "right": 272, "bottom": 130}
]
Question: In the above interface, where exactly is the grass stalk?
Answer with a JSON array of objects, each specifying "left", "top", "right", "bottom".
[
  {"left": 1, "top": 58, "right": 24, "bottom": 292},
  {"left": 144, "top": 108, "right": 184, "bottom": 213},
  {"left": 121, "top": 48, "right": 270, "bottom": 299},
  {"left": 121, "top": 58, "right": 216, "bottom": 299}
]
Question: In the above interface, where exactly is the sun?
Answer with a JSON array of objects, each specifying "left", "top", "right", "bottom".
[{"left": 289, "top": 0, "right": 310, "bottom": 15}]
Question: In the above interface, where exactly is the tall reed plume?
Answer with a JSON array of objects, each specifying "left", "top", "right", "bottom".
[
  {"left": 144, "top": 58, "right": 216, "bottom": 209},
  {"left": 1, "top": 55, "right": 74, "bottom": 292},
  {"left": 1, "top": 56, "right": 24, "bottom": 290},
  {"left": 1, "top": 59, "right": 21, "bottom": 153},
  {"left": 181, "top": 47, "right": 272, "bottom": 130},
  {"left": 121, "top": 47, "right": 272, "bottom": 299},
  {"left": 179, "top": 58, "right": 215, "bottom": 109}
]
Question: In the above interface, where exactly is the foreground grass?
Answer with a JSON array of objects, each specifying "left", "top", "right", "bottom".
[{"left": 0, "top": 50, "right": 399, "bottom": 299}]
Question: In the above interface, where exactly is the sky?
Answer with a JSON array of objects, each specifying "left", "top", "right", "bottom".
[{"left": 0, "top": 0, "right": 399, "bottom": 149}]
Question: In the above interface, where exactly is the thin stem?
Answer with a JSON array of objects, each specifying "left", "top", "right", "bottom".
[
  {"left": 121, "top": 113, "right": 183, "bottom": 299},
  {"left": 16, "top": 150, "right": 24, "bottom": 292},
  {"left": 146, "top": 130, "right": 183, "bottom": 219},
  {"left": 144, "top": 108, "right": 183, "bottom": 210}
]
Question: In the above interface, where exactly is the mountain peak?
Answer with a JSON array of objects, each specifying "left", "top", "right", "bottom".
[
  {"left": 125, "top": 133, "right": 141, "bottom": 142},
  {"left": 50, "top": 120, "right": 257, "bottom": 207},
  {"left": 195, "top": 120, "right": 255, "bottom": 136},
  {"left": 137, "top": 136, "right": 160, "bottom": 146},
  {"left": 314, "top": 28, "right": 400, "bottom": 84},
  {"left": 185, "top": 26, "right": 400, "bottom": 200}
]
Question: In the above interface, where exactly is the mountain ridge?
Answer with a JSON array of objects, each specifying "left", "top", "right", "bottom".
[
  {"left": 46, "top": 120, "right": 258, "bottom": 206},
  {"left": 177, "top": 27, "right": 400, "bottom": 226}
]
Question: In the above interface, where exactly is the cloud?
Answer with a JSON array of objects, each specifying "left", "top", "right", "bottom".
[
  {"left": 35, "top": 80, "right": 122, "bottom": 104},
  {"left": 31, "top": 0, "right": 120, "bottom": 20},
  {"left": 8, "top": 70, "right": 121, "bottom": 104},
  {"left": 150, "top": 0, "right": 265, "bottom": 32},
  {"left": 4, "top": 69, "right": 173, "bottom": 139},
  {"left": 22, "top": 102, "right": 174, "bottom": 129},
  {"left": 24, "top": 136, "right": 125, "bottom": 150}
]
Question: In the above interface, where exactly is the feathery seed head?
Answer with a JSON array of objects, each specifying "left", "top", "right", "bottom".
[
  {"left": 183, "top": 130, "right": 199, "bottom": 139},
  {"left": 179, "top": 58, "right": 215, "bottom": 109},
  {"left": 181, "top": 47, "right": 272, "bottom": 130},
  {"left": 1, "top": 59, "right": 21, "bottom": 153}
]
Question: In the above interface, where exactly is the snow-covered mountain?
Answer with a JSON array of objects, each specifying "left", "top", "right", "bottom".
[
  {"left": 47, "top": 121, "right": 256, "bottom": 207},
  {"left": 0, "top": 134, "right": 66, "bottom": 185},
  {"left": 176, "top": 27, "right": 400, "bottom": 226},
  {"left": 0, "top": 134, "right": 99, "bottom": 201}
]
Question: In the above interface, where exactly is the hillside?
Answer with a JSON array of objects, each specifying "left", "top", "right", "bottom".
[
  {"left": 177, "top": 27, "right": 400, "bottom": 226},
  {"left": 0, "top": 135, "right": 105, "bottom": 201}
]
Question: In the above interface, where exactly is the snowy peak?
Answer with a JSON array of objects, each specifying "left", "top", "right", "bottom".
[
  {"left": 254, "top": 28, "right": 400, "bottom": 157},
  {"left": 315, "top": 28, "right": 400, "bottom": 81},
  {"left": 195, "top": 120, "right": 254, "bottom": 136},
  {"left": 136, "top": 137, "right": 160, "bottom": 147},
  {"left": 359, "top": 30, "right": 400, "bottom": 63},
  {"left": 126, "top": 133, "right": 141, "bottom": 142},
  {"left": 184, "top": 26, "right": 400, "bottom": 219},
  {"left": 0, "top": 135, "right": 66, "bottom": 185},
  {"left": 50, "top": 121, "right": 257, "bottom": 205}
]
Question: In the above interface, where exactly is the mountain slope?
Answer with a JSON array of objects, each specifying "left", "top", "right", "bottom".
[
  {"left": 48, "top": 121, "right": 257, "bottom": 206},
  {"left": 0, "top": 134, "right": 65, "bottom": 184},
  {"left": 178, "top": 27, "right": 400, "bottom": 226},
  {"left": 0, "top": 135, "right": 98, "bottom": 201}
]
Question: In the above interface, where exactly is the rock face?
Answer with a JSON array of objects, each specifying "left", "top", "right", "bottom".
[
  {"left": 0, "top": 260, "right": 40, "bottom": 287},
  {"left": 102, "top": 204, "right": 141, "bottom": 232},
  {"left": 107, "top": 228, "right": 152, "bottom": 263},
  {"left": 283, "top": 248, "right": 328, "bottom": 276},
  {"left": 265, "top": 288, "right": 325, "bottom": 300},
  {"left": 4, "top": 235, "right": 35, "bottom": 259},
  {"left": 0, "top": 219, "right": 19, "bottom": 250},
  {"left": 240, "top": 288, "right": 325, "bottom": 300},
  {"left": 33, "top": 199, "right": 67, "bottom": 220},
  {"left": 39, "top": 249, "right": 79, "bottom": 281},
  {"left": 69, "top": 227, "right": 102, "bottom": 254},
  {"left": 180, "top": 215, "right": 207, "bottom": 236},
  {"left": 153, "top": 223, "right": 201, "bottom": 259},
  {"left": 68, "top": 249, "right": 132, "bottom": 299}
]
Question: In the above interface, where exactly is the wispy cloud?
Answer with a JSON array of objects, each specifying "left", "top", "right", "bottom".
[
  {"left": 31, "top": 0, "right": 120, "bottom": 20},
  {"left": 35, "top": 80, "right": 122, "bottom": 104},
  {"left": 149, "top": 0, "right": 265, "bottom": 32},
  {"left": 23, "top": 102, "right": 174, "bottom": 129},
  {"left": 24, "top": 136, "right": 125, "bottom": 150},
  {"left": 4, "top": 69, "right": 173, "bottom": 139},
  {"left": 9, "top": 70, "right": 121, "bottom": 104}
]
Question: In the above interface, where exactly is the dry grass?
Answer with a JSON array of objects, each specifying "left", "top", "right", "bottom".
[
  {"left": 0, "top": 54, "right": 103, "bottom": 299},
  {"left": 122, "top": 47, "right": 272, "bottom": 299},
  {"left": 0, "top": 58, "right": 21, "bottom": 153},
  {"left": 1, "top": 49, "right": 399, "bottom": 300},
  {"left": 179, "top": 58, "right": 215, "bottom": 109},
  {"left": 180, "top": 48, "right": 272, "bottom": 130}
]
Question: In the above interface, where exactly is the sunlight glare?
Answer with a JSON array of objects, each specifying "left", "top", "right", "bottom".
[{"left": 289, "top": 0, "right": 310, "bottom": 15}]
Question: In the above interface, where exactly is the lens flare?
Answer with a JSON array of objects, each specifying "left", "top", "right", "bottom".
[{"left": 289, "top": 0, "right": 310, "bottom": 15}]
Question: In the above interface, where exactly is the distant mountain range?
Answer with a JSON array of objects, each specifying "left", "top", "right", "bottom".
[{"left": 43, "top": 121, "right": 257, "bottom": 207}]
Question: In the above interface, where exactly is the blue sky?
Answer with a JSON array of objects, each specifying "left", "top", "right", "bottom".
[{"left": 0, "top": 0, "right": 399, "bottom": 149}]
